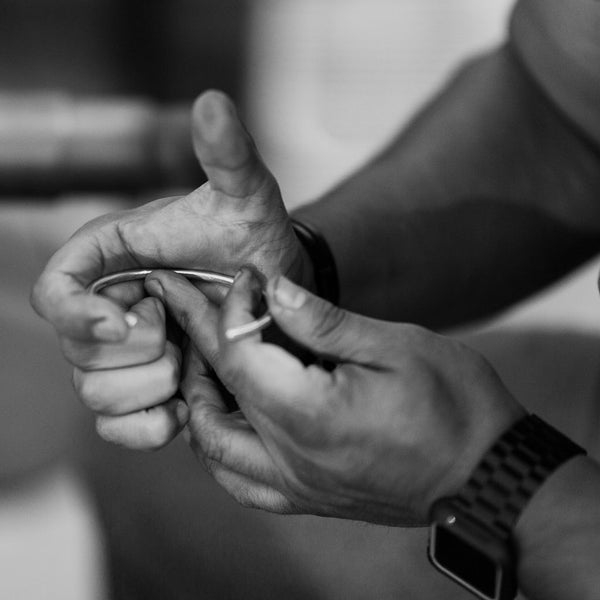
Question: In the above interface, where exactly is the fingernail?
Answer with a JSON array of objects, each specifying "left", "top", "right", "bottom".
[
  {"left": 233, "top": 267, "right": 249, "bottom": 284},
  {"left": 272, "top": 276, "right": 306, "bottom": 309},
  {"left": 124, "top": 313, "right": 138, "bottom": 328},
  {"left": 92, "top": 318, "right": 126, "bottom": 342},
  {"left": 146, "top": 278, "right": 164, "bottom": 301},
  {"left": 176, "top": 401, "right": 189, "bottom": 425}
]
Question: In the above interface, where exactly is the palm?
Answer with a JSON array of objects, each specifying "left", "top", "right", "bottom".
[{"left": 83, "top": 180, "right": 296, "bottom": 279}]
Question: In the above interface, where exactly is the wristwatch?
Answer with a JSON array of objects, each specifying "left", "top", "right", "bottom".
[{"left": 428, "top": 414, "right": 585, "bottom": 600}]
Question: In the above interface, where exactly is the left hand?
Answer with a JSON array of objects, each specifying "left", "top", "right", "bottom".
[
  {"left": 146, "top": 268, "right": 525, "bottom": 526},
  {"left": 31, "top": 90, "right": 313, "bottom": 450}
]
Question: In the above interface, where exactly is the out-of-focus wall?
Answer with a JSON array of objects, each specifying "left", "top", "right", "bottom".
[
  {"left": 0, "top": 0, "right": 247, "bottom": 100},
  {"left": 0, "top": 2, "right": 248, "bottom": 599},
  {"left": 0, "top": 0, "right": 248, "bottom": 196},
  {"left": 0, "top": 198, "right": 121, "bottom": 600},
  {"left": 245, "top": 0, "right": 513, "bottom": 207}
]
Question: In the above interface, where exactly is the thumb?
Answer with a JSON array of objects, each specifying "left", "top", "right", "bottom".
[
  {"left": 265, "top": 276, "right": 375, "bottom": 363},
  {"left": 191, "top": 90, "right": 274, "bottom": 198}
]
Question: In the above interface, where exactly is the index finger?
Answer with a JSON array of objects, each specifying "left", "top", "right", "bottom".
[
  {"left": 31, "top": 234, "right": 129, "bottom": 342},
  {"left": 219, "top": 267, "right": 330, "bottom": 418}
]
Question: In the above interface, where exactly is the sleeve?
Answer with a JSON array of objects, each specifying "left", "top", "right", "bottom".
[{"left": 509, "top": 0, "right": 600, "bottom": 148}]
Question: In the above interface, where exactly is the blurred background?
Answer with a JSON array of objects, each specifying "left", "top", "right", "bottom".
[{"left": 2, "top": 1, "right": 600, "bottom": 599}]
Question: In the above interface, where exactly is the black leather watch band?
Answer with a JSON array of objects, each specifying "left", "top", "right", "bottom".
[
  {"left": 291, "top": 219, "right": 339, "bottom": 305},
  {"left": 440, "top": 414, "right": 586, "bottom": 540}
]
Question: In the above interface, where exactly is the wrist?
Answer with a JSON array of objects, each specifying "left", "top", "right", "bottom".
[{"left": 426, "top": 402, "right": 526, "bottom": 512}]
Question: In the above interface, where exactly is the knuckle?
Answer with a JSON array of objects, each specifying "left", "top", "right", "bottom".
[
  {"left": 71, "top": 368, "right": 83, "bottom": 396},
  {"left": 114, "top": 218, "right": 143, "bottom": 255},
  {"left": 401, "top": 323, "right": 429, "bottom": 342},
  {"left": 74, "top": 371, "right": 103, "bottom": 412},
  {"left": 29, "top": 278, "right": 45, "bottom": 316},
  {"left": 74, "top": 371, "right": 123, "bottom": 416},
  {"left": 95, "top": 417, "right": 116, "bottom": 444},
  {"left": 292, "top": 373, "right": 332, "bottom": 424},
  {"left": 60, "top": 337, "right": 95, "bottom": 369}
]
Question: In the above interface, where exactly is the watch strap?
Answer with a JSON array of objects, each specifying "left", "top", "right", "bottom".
[
  {"left": 442, "top": 414, "right": 586, "bottom": 540},
  {"left": 291, "top": 219, "right": 339, "bottom": 305}
]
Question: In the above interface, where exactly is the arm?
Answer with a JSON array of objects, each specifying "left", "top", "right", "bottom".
[
  {"left": 516, "top": 455, "right": 600, "bottom": 600},
  {"left": 294, "top": 0, "right": 600, "bottom": 326},
  {"left": 147, "top": 267, "right": 600, "bottom": 599}
]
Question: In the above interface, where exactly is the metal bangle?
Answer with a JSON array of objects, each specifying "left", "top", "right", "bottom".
[{"left": 88, "top": 268, "right": 272, "bottom": 341}]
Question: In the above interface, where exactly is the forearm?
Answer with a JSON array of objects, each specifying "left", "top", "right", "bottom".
[
  {"left": 292, "top": 46, "right": 600, "bottom": 326},
  {"left": 515, "top": 455, "right": 600, "bottom": 600}
]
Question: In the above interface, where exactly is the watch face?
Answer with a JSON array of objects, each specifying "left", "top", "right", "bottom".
[{"left": 429, "top": 523, "right": 502, "bottom": 600}]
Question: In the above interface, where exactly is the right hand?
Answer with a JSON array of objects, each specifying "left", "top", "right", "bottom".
[
  {"left": 144, "top": 268, "right": 524, "bottom": 524},
  {"left": 31, "top": 90, "right": 312, "bottom": 450}
]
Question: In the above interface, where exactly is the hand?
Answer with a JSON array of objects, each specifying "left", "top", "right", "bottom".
[
  {"left": 31, "top": 90, "right": 311, "bottom": 449},
  {"left": 147, "top": 267, "right": 525, "bottom": 525}
]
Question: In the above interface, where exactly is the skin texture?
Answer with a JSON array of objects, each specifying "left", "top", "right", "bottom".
[
  {"left": 148, "top": 270, "right": 600, "bottom": 599},
  {"left": 31, "top": 90, "right": 313, "bottom": 446},
  {"left": 32, "top": 90, "right": 304, "bottom": 341},
  {"left": 144, "top": 267, "right": 525, "bottom": 525}
]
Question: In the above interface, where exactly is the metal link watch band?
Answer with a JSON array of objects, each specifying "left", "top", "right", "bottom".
[{"left": 448, "top": 414, "right": 586, "bottom": 540}]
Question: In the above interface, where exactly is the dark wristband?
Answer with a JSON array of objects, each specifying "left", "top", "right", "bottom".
[
  {"left": 433, "top": 414, "right": 587, "bottom": 540},
  {"left": 292, "top": 219, "right": 340, "bottom": 305}
]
